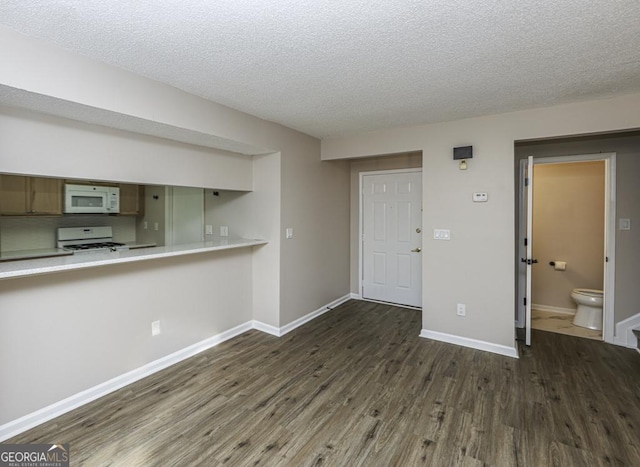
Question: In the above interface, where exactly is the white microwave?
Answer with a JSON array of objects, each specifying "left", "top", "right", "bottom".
[{"left": 64, "top": 184, "right": 120, "bottom": 214}]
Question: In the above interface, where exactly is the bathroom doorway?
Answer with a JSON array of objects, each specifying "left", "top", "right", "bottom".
[{"left": 516, "top": 153, "right": 616, "bottom": 345}]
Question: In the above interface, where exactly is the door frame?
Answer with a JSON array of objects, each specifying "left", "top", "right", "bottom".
[
  {"left": 359, "top": 168, "right": 423, "bottom": 308},
  {"left": 516, "top": 153, "right": 616, "bottom": 343}
]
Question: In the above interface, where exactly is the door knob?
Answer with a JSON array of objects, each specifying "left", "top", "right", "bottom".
[{"left": 412, "top": 247, "right": 422, "bottom": 253}]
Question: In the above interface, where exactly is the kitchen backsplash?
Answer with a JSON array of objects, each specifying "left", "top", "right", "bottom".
[{"left": 0, "top": 216, "right": 137, "bottom": 252}]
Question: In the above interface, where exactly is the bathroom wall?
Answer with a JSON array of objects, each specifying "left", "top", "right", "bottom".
[
  {"left": 532, "top": 161, "right": 605, "bottom": 310},
  {"left": 516, "top": 131, "right": 640, "bottom": 324},
  {"left": 349, "top": 151, "right": 422, "bottom": 293}
]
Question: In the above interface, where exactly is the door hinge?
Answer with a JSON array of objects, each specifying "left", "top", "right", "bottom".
[
  {"left": 606, "top": 256, "right": 609, "bottom": 262},
  {"left": 524, "top": 177, "right": 529, "bottom": 186},
  {"left": 524, "top": 237, "right": 528, "bottom": 246},
  {"left": 523, "top": 297, "right": 527, "bottom": 306}
]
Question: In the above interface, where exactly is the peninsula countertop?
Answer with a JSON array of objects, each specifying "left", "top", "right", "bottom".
[{"left": 0, "top": 238, "right": 268, "bottom": 280}]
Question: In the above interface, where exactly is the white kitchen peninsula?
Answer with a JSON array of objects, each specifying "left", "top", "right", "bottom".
[{"left": 0, "top": 238, "right": 267, "bottom": 280}]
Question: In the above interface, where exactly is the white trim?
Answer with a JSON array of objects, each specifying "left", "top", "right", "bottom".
[
  {"left": 251, "top": 320, "right": 280, "bottom": 337},
  {"left": 350, "top": 292, "right": 362, "bottom": 300},
  {"left": 516, "top": 158, "right": 527, "bottom": 328},
  {"left": 358, "top": 168, "right": 423, "bottom": 306},
  {"left": 420, "top": 329, "right": 519, "bottom": 359},
  {"left": 254, "top": 294, "right": 351, "bottom": 337},
  {"left": 532, "top": 304, "right": 576, "bottom": 315},
  {"left": 517, "top": 152, "right": 616, "bottom": 345},
  {"left": 0, "top": 321, "right": 253, "bottom": 442},
  {"left": 614, "top": 312, "right": 640, "bottom": 348},
  {"left": 0, "top": 293, "right": 354, "bottom": 441}
]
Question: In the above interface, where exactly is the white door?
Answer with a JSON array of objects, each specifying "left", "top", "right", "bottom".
[
  {"left": 362, "top": 171, "right": 422, "bottom": 307},
  {"left": 523, "top": 156, "right": 535, "bottom": 346}
]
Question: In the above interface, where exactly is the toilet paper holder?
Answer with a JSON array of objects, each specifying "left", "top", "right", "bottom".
[{"left": 549, "top": 261, "right": 567, "bottom": 271}]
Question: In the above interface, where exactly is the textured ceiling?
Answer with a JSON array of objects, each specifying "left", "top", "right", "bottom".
[{"left": 1, "top": 1, "right": 639, "bottom": 139}]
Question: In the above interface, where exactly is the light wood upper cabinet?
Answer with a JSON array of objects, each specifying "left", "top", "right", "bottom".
[
  {"left": 0, "top": 175, "right": 62, "bottom": 216},
  {"left": 0, "top": 175, "right": 28, "bottom": 214},
  {"left": 118, "top": 183, "right": 145, "bottom": 216},
  {"left": 30, "top": 177, "right": 63, "bottom": 215}
]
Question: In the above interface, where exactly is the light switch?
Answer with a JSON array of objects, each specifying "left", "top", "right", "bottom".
[
  {"left": 619, "top": 218, "right": 631, "bottom": 230},
  {"left": 286, "top": 228, "right": 294, "bottom": 239},
  {"left": 220, "top": 226, "right": 229, "bottom": 237},
  {"left": 205, "top": 225, "right": 213, "bottom": 235},
  {"left": 434, "top": 229, "right": 451, "bottom": 240}
]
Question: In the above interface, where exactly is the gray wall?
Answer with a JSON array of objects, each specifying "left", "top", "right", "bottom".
[
  {"left": 0, "top": 27, "right": 351, "bottom": 428},
  {"left": 323, "top": 93, "right": 640, "bottom": 350},
  {"left": 516, "top": 132, "right": 640, "bottom": 323}
]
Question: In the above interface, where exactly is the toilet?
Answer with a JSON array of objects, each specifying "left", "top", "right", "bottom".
[{"left": 571, "top": 288, "right": 604, "bottom": 330}]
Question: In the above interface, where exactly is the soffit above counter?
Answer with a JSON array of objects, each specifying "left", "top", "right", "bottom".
[{"left": 0, "top": 84, "right": 274, "bottom": 156}]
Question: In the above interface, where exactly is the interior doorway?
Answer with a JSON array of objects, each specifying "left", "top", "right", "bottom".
[
  {"left": 517, "top": 153, "right": 616, "bottom": 345},
  {"left": 360, "top": 169, "right": 422, "bottom": 308}
]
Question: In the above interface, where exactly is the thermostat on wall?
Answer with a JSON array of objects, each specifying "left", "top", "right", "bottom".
[{"left": 473, "top": 192, "right": 488, "bottom": 202}]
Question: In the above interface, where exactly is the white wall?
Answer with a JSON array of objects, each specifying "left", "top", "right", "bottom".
[
  {"left": 322, "top": 94, "right": 640, "bottom": 350},
  {"left": 0, "top": 107, "right": 253, "bottom": 191}
]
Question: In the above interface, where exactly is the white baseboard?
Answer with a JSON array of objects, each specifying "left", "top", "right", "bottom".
[
  {"left": 253, "top": 293, "right": 352, "bottom": 337},
  {"left": 420, "top": 329, "right": 519, "bottom": 359},
  {"left": 279, "top": 294, "right": 351, "bottom": 335},
  {"left": 251, "top": 320, "right": 280, "bottom": 337},
  {"left": 614, "top": 312, "right": 640, "bottom": 349},
  {"left": 0, "top": 321, "right": 253, "bottom": 442},
  {"left": 532, "top": 304, "right": 576, "bottom": 315},
  {"left": 0, "top": 294, "right": 354, "bottom": 441},
  {"left": 350, "top": 293, "right": 362, "bottom": 300}
]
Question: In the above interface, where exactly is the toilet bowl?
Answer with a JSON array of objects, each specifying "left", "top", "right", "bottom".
[{"left": 571, "top": 288, "right": 604, "bottom": 330}]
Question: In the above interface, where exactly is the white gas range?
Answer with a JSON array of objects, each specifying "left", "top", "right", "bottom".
[{"left": 57, "top": 226, "right": 130, "bottom": 254}]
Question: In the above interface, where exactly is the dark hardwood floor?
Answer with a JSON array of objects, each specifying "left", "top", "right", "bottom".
[{"left": 7, "top": 300, "right": 640, "bottom": 466}]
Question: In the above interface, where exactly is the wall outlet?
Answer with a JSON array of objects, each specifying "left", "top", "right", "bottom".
[
  {"left": 151, "top": 320, "right": 161, "bottom": 336},
  {"left": 220, "top": 226, "right": 229, "bottom": 237},
  {"left": 456, "top": 303, "right": 466, "bottom": 317},
  {"left": 205, "top": 224, "right": 213, "bottom": 235},
  {"left": 473, "top": 192, "right": 488, "bottom": 202},
  {"left": 153, "top": 222, "right": 159, "bottom": 231},
  {"left": 286, "top": 228, "right": 294, "bottom": 239},
  {"left": 143, "top": 221, "right": 148, "bottom": 230}
]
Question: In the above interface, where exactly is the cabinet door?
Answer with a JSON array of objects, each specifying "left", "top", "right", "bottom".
[
  {"left": 0, "top": 175, "right": 29, "bottom": 215},
  {"left": 119, "top": 183, "right": 145, "bottom": 216},
  {"left": 29, "top": 177, "right": 62, "bottom": 215}
]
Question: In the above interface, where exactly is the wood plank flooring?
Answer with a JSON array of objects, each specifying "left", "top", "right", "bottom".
[{"left": 7, "top": 300, "right": 640, "bottom": 466}]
